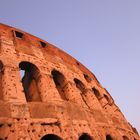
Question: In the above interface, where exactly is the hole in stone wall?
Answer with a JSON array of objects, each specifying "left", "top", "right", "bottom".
[
  {"left": 40, "top": 41, "right": 47, "bottom": 48},
  {"left": 74, "top": 78, "right": 85, "bottom": 92},
  {"left": 79, "top": 133, "right": 93, "bottom": 140},
  {"left": 19, "top": 61, "right": 41, "bottom": 102},
  {"left": 0, "top": 123, "right": 3, "bottom": 127},
  {"left": 51, "top": 70, "right": 67, "bottom": 100},
  {"left": 0, "top": 61, "right": 4, "bottom": 100},
  {"left": 8, "top": 124, "right": 12, "bottom": 127},
  {"left": 40, "top": 134, "right": 63, "bottom": 140},
  {"left": 123, "top": 136, "right": 129, "bottom": 140},
  {"left": 76, "top": 62, "right": 80, "bottom": 66},
  {"left": 92, "top": 88, "right": 100, "bottom": 99},
  {"left": 15, "top": 31, "right": 24, "bottom": 39},
  {"left": 106, "top": 135, "right": 113, "bottom": 140},
  {"left": 104, "top": 94, "right": 111, "bottom": 104},
  {"left": 17, "top": 118, "right": 20, "bottom": 121},
  {"left": 83, "top": 74, "right": 91, "bottom": 83}
]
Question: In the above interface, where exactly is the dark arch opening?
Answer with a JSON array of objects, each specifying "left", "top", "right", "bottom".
[
  {"left": 79, "top": 133, "right": 92, "bottom": 140},
  {"left": 51, "top": 70, "right": 67, "bottom": 100},
  {"left": 106, "top": 135, "right": 113, "bottom": 140},
  {"left": 15, "top": 31, "right": 24, "bottom": 39},
  {"left": 74, "top": 78, "right": 85, "bottom": 92},
  {"left": 40, "top": 41, "right": 47, "bottom": 48},
  {"left": 123, "top": 136, "right": 129, "bottom": 140},
  {"left": 92, "top": 87, "right": 100, "bottom": 99},
  {"left": 83, "top": 74, "right": 91, "bottom": 83},
  {"left": 104, "top": 94, "right": 111, "bottom": 104},
  {"left": 41, "top": 134, "right": 63, "bottom": 140},
  {"left": 19, "top": 61, "right": 41, "bottom": 102},
  {"left": 0, "top": 61, "right": 4, "bottom": 100}
]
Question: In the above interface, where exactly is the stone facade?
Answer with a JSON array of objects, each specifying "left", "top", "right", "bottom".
[{"left": 0, "top": 23, "right": 139, "bottom": 140}]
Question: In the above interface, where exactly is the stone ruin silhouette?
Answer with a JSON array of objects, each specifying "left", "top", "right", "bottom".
[{"left": 0, "top": 23, "right": 139, "bottom": 140}]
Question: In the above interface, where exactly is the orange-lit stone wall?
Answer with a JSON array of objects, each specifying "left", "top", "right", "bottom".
[{"left": 0, "top": 23, "right": 139, "bottom": 140}]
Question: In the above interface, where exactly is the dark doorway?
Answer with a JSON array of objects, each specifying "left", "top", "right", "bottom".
[
  {"left": 41, "top": 134, "right": 62, "bottom": 140},
  {"left": 19, "top": 61, "right": 41, "bottom": 102},
  {"left": 123, "top": 136, "right": 129, "bottom": 140},
  {"left": 83, "top": 74, "right": 91, "bottom": 83},
  {"left": 79, "top": 133, "right": 92, "bottom": 140},
  {"left": 92, "top": 87, "right": 100, "bottom": 99},
  {"left": 106, "top": 135, "right": 113, "bottom": 140},
  {"left": 74, "top": 78, "right": 85, "bottom": 92},
  {"left": 51, "top": 70, "right": 67, "bottom": 100}
]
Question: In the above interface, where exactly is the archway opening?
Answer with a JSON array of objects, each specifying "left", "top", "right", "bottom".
[
  {"left": 51, "top": 70, "right": 67, "bottom": 100},
  {"left": 83, "top": 74, "right": 91, "bottom": 83},
  {"left": 0, "top": 61, "right": 4, "bottom": 100},
  {"left": 123, "top": 136, "right": 129, "bottom": 140},
  {"left": 104, "top": 94, "right": 111, "bottom": 104},
  {"left": 106, "top": 135, "right": 113, "bottom": 140},
  {"left": 92, "top": 88, "right": 100, "bottom": 99},
  {"left": 19, "top": 61, "right": 41, "bottom": 102},
  {"left": 41, "top": 134, "right": 62, "bottom": 140},
  {"left": 79, "top": 133, "right": 92, "bottom": 140},
  {"left": 74, "top": 78, "right": 85, "bottom": 93}
]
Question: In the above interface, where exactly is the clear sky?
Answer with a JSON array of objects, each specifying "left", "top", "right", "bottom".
[{"left": 0, "top": 0, "right": 140, "bottom": 133}]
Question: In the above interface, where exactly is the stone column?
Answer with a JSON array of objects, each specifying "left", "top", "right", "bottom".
[
  {"left": 37, "top": 74, "right": 62, "bottom": 102},
  {"left": 82, "top": 89, "right": 102, "bottom": 110},
  {"left": 62, "top": 81, "right": 87, "bottom": 108},
  {"left": 2, "top": 66, "right": 26, "bottom": 103}
]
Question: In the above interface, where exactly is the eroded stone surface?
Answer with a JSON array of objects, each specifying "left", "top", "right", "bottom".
[{"left": 0, "top": 23, "right": 139, "bottom": 140}]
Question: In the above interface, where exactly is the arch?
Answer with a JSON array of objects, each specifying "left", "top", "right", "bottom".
[
  {"left": 104, "top": 94, "right": 112, "bottom": 104},
  {"left": 74, "top": 78, "right": 85, "bottom": 92},
  {"left": 19, "top": 61, "right": 41, "bottom": 102},
  {"left": 83, "top": 74, "right": 91, "bottom": 83},
  {"left": 79, "top": 133, "right": 93, "bottom": 140},
  {"left": 51, "top": 70, "right": 67, "bottom": 100},
  {"left": 106, "top": 135, "right": 113, "bottom": 140},
  {"left": 92, "top": 87, "right": 100, "bottom": 99},
  {"left": 40, "top": 41, "right": 47, "bottom": 48},
  {"left": 0, "top": 61, "right": 4, "bottom": 100},
  {"left": 41, "top": 134, "right": 63, "bottom": 140},
  {"left": 122, "top": 136, "right": 129, "bottom": 140}
]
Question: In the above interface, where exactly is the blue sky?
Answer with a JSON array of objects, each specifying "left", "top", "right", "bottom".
[{"left": 0, "top": 0, "right": 140, "bottom": 133}]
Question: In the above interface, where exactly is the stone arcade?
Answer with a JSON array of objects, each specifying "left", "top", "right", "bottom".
[{"left": 0, "top": 23, "right": 139, "bottom": 140}]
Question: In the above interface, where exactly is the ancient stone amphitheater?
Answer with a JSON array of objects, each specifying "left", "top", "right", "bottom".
[{"left": 0, "top": 23, "right": 139, "bottom": 140}]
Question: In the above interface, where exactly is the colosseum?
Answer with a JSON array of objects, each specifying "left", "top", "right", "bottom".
[{"left": 0, "top": 23, "right": 139, "bottom": 140}]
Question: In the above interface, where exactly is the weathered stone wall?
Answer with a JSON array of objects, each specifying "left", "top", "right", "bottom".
[{"left": 0, "top": 23, "right": 139, "bottom": 140}]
